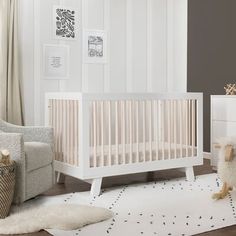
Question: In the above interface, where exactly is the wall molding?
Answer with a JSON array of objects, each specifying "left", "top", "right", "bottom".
[
  {"left": 33, "top": 0, "right": 41, "bottom": 125},
  {"left": 81, "top": 0, "right": 89, "bottom": 92},
  {"left": 126, "top": 0, "right": 133, "bottom": 92},
  {"left": 146, "top": 0, "right": 153, "bottom": 92},
  {"left": 166, "top": 0, "right": 174, "bottom": 92},
  {"left": 104, "top": 0, "right": 110, "bottom": 92}
]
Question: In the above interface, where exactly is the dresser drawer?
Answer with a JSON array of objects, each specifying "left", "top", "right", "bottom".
[
  {"left": 212, "top": 97, "right": 236, "bottom": 122},
  {"left": 212, "top": 120, "right": 236, "bottom": 141}
]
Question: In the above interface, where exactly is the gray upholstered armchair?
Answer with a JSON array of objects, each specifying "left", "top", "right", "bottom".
[{"left": 0, "top": 120, "right": 54, "bottom": 204}]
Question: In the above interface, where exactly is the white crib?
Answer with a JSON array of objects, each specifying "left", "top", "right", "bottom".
[{"left": 45, "top": 93, "right": 203, "bottom": 196}]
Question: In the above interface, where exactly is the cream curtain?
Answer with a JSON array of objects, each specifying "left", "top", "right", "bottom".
[{"left": 0, "top": 0, "right": 24, "bottom": 125}]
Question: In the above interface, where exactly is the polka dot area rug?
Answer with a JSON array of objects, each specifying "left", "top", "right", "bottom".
[{"left": 23, "top": 174, "right": 236, "bottom": 235}]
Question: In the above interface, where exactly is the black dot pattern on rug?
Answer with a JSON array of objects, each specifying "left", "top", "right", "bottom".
[
  {"left": 228, "top": 192, "right": 236, "bottom": 220},
  {"left": 105, "top": 186, "right": 127, "bottom": 234},
  {"left": 71, "top": 174, "right": 234, "bottom": 236}
]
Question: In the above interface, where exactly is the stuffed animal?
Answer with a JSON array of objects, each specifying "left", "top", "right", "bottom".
[
  {"left": 212, "top": 138, "right": 236, "bottom": 200},
  {"left": 0, "top": 149, "right": 11, "bottom": 166}
]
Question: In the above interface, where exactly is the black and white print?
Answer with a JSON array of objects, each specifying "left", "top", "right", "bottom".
[
  {"left": 53, "top": 6, "right": 77, "bottom": 40},
  {"left": 88, "top": 36, "right": 103, "bottom": 58},
  {"left": 83, "top": 30, "right": 107, "bottom": 63}
]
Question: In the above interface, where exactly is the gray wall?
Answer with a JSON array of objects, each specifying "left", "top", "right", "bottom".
[{"left": 187, "top": 0, "right": 236, "bottom": 152}]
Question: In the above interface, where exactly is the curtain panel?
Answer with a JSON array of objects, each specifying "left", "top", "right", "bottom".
[{"left": 0, "top": 0, "right": 24, "bottom": 125}]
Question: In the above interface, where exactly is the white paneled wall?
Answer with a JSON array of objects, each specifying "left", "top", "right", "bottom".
[{"left": 19, "top": 0, "right": 188, "bottom": 125}]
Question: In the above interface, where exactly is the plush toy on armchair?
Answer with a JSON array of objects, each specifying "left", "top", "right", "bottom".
[{"left": 212, "top": 138, "right": 236, "bottom": 200}]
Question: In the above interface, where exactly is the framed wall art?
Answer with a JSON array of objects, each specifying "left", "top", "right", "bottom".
[
  {"left": 83, "top": 30, "right": 107, "bottom": 64},
  {"left": 53, "top": 6, "right": 78, "bottom": 40},
  {"left": 43, "top": 44, "right": 70, "bottom": 79}
]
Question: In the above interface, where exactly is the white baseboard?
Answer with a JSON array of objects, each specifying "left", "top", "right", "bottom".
[{"left": 203, "top": 152, "right": 211, "bottom": 160}]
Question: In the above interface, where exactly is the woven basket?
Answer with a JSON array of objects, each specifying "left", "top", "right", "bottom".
[{"left": 0, "top": 162, "right": 15, "bottom": 219}]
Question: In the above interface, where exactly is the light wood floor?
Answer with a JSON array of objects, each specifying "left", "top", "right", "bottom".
[{"left": 1, "top": 159, "right": 236, "bottom": 236}]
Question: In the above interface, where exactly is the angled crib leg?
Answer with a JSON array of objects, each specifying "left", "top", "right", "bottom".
[
  {"left": 185, "top": 167, "right": 195, "bottom": 181},
  {"left": 90, "top": 178, "right": 103, "bottom": 197},
  {"left": 56, "top": 172, "right": 66, "bottom": 184}
]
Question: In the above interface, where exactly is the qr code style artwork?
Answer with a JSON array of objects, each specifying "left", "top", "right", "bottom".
[
  {"left": 88, "top": 36, "right": 103, "bottom": 58},
  {"left": 53, "top": 6, "right": 77, "bottom": 40}
]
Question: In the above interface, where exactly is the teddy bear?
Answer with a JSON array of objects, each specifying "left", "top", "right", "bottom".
[{"left": 212, "top": 138, "right": 236, "bottom": 200}]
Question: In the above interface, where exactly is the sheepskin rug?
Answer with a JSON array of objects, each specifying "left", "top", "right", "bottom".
[{"left": 0, "top": 204, "right": 113, "bottom": 234}]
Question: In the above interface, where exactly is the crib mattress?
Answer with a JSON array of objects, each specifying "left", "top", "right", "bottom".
[
  {"left": 89, "top": 142, "right": 197, "bottom": 167},
  {"left": 55, "top": 142, "right": 197, "bottom": 167}
]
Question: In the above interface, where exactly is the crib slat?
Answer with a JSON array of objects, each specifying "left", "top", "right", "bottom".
[
  {"left": 51, "top": 100, "right": 55, "bottom": 159},
  {"left": 65, "top": 100, "right": 68, "bottom": 164},
  {"left": 70, "top": 101, "right": 73, "bottom": 165},
  {"left": 149, "top": 100, "right": 152, "bottom": 161},
  {"left": 101, "top": 101, "right": 104, "bottom": 167},
  {"left": 168, "top": 100, "right": 171, "bottom": 160},
  {"left": 122, "top": 101, "right": 126, "bottom": 164},
  {"left": 108, "top": 101, "right": 111, "bottom": 166},
  {"left": 161, "top": 101, "right": 165, "bottom": 160},
  {"left": 179, "top": 100, "right": 183, "bottom": 158},
  {"left": 74, "top": 100, "right": 79, "bottom": 166},
  {"left": 52, "top": 100, "right": 55, "bottom": 160},
  {"left": 136, "top": 101, "right": 139, "bottom": 163},
  {"left": 93, "top": 101, "right": 97, "bottom": 168},
  {"left": 129, "top": 100, "right": 133, "bottom": 163},
  {"left": 154, "top": 100, "right": 159, "bottom": 160},
  {"left": 57, "top": 100, "right": 60, "bottom": 162},
  {"left": 67, "top": 100, "right": 70, "bottom": 164},
  {"left": 192, "top": 100, "right": 195, "bottom": 157},
  {"left": 61, "top": 100, "right": 64, "bottom": 163},
  {"left": 185, "top": 100, "right": 188, "bottom": 157},
  {"left": 65, "top": 100, "right": 68, "bottom": 163},
  {"left": 143, "top": 101, "right": 146, "bottom": 162},
  {"left": 188, "top": 100, "right": 191, "bottom": 157},
  {"left": 174, "top": 100, "right": 177, "bottom": 159},
  {"left": 69, "top": 100, "right": 72, "bottom": 165},
  {"left": 115, "top": 101, "right": 119, "bottom": 165},
  {"left": 69, "top": 100, "right": 73, "bottom": 165}
]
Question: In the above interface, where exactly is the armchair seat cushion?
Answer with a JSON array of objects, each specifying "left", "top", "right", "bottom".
[{"left": 24, "top": 142, "right": 53, "bottom": 172}]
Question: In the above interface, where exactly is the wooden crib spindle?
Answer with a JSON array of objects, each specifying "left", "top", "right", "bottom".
[
  {"left": 101, "top": 101, "right": 104, "bottom": 167},
  {"left": 136, "top": 101, "right": 139, "bottom": 163},
  {"left": 168, "top": 100, "right": 171, "bottom": 160},
  {"left": 108, "top": 101, "right": 112, "bottom": 166},
  {"left": 185, "top": 100, "right": 188, "bottom": 157},
  {"left": 115, "top": 101, "right": 119, "bottom": 165},
  {"left": 122, "top": 101, "right": 126, "bottom": 164},
  {"left": 93, "top": 101, "right": 97, "bottom": 168},
  {"left": 161, "top": 100, "right": 165, "bottom": 160},
  {"left": 188, "top": 99, "right": 191, "bottom": 157},
  {"left": 149, "top": 100, "right": 152, "bottom": 161},
  {"left": 174, "top": 100, "right": 177, "bottom": 159},
  {"left": 154, "top": 100, "right": 159, "bottom": 161},
  {"left": 74, "top": 100, "right": 79, "bottom": 166},
  {"left": 142, "top": 101, "right": 146, "bottom": 162},
  {"left": 192, "top": 100, "right": 195, "bottom": 157},
  {"left": 179, "top": 100, "right": 183, "bottom": 158},
  {"left": 129, "top": 100, "right": 133, "bottom": 163}
]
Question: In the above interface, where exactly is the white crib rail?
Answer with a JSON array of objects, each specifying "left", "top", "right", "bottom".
[{"left": 46, "top": 93, "right": 203, "bottom": 177}]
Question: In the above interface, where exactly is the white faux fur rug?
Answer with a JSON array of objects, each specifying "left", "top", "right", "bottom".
[
  {"left": 46, "top": 174, "right": 236, "bottom": 236},
  {"left": 0, "top": 204, "right": 112, "bottom": 234}
]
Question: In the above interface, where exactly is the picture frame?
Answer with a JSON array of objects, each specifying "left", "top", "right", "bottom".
[
  {"left": 43, "top": 44, "right": 70, "bottom": 79},
  {"left": 83, "top": 30, "right": 107, "bottom": 64},
  {"left": 53, "top": 6, "right": 78, "bottom": 40}
]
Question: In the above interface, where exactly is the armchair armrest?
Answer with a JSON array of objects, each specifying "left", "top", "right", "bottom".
[
  {"left": 0, "top": 120, "right": 53, "bottom": 149},
  {"left": 0, "top": 133, "right": 24, "bottom": 161}
]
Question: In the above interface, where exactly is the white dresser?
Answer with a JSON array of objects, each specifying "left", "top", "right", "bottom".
[{"left": 211, "top": 95, "right": 236, "bottom": 167}]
